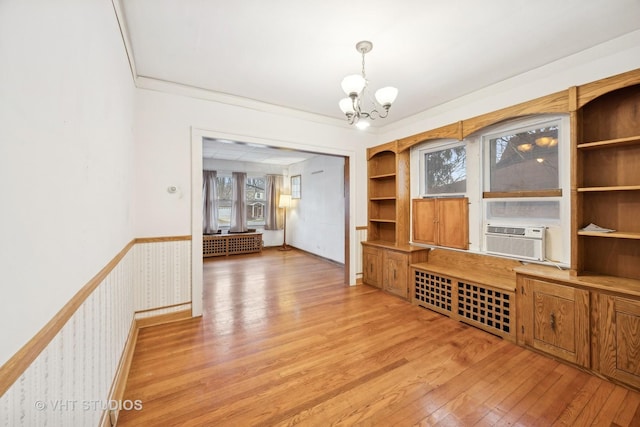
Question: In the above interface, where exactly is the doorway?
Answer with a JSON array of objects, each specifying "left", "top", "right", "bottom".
[{"left": 190, "top": 129, "right": 356, "bottom": 317}]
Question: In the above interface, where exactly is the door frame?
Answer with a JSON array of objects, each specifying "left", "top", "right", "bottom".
[{"left": 190, "top": 127, "right": 357, "bottom": 317}]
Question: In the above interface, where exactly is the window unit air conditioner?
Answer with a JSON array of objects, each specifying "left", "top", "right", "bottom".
[{"left": 484, "top": 225, "right": 545, "bottom": 261}]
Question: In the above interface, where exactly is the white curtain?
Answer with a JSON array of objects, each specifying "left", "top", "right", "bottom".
[
  {"left": 264, "top": 175, "right": 283, "bottom": 230},
  {"left": 202, "top": 170, "right": 218, "bottom": 234},
  {"left": 230, "top": 171, "right": 248, "bottom": 232}
]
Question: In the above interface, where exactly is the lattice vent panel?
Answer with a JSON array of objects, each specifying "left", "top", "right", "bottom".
[
  {"left": 227, "top": 235, "right": 262, "bottom": 254},
  {"left": 414, "top": 270, "right": 453, "bottom": 314},
  {"left": 457, "top": 282, "right": 512, "bottom": 335},
  {"left": 203, "top": 238, "right": 227, "bottom": 256}
]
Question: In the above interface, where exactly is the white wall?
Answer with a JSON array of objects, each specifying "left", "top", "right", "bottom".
[
  {"left": 288, "top": 156, "right": 346, "bottom": 263},
  {"left": 134, "top": 87, "right": 373, "bottom": 238},
  {"left": 377, "top": 30, "right": 640, "bottom": 145},
  {"left": 0, "top": 0, "right": 136, "bottom": 367}
]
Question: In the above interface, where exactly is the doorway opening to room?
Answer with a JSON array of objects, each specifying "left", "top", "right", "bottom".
[{"left": 191, "top": 132, "right": 355, "bottom": 317}]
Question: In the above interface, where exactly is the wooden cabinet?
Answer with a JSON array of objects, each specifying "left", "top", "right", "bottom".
[
  {"left": 383, "top": 251, "right": 409, "bottom": 298},
  {"left": 412, "top": 197, "right": 469, "bottom": 250},
  {"left": 516, "top": 264, "right": 640, "bottom": 390},
  {"left": 594, "top": 294, "right": 640, "bottom": 389},
  {"left": 361, "top": 242, "right": 429, "bottom": 300},
  {"left": 574, "top": 81, "right": 640, "bottom": 280},
  {"left": 362, "top": 246, "right": 382, "bottom": 288},
  {"left": 517, "top": 276, "right": 590, "bottom": 368},
  {"left": 364, "top": 140, "right": 429, "bottom": 300}
]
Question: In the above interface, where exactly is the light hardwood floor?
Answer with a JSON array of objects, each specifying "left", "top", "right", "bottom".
[{"left": 118, "top": 248, "right": 640, "bottom": 426}]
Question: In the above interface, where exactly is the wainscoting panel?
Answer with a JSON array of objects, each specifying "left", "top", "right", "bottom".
[
  {"left": 1, "top": 251, "right": 135, "bottom": 427},
  {"left": 0, "top": 237, "right": 193, "bottom": 426},
  {"left": 133, "top": 239, "right": 191, "bottom": 318}
]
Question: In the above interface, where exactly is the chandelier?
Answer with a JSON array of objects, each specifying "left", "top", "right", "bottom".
[{"left": 339, "top": 41, "right": 398, "bottom": 130}]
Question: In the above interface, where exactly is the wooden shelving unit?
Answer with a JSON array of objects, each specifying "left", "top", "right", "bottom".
[
  {"left": 574, "top": 81, "right": 640, "bottom": 281},
  {"left": 362, "top": 141, "right": 429, "bottom": 299},
  {"left": 366, "top": 142, "right": 407, "bottom": 245}
]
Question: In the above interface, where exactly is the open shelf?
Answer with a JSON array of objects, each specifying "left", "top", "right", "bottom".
[
  {"left": 577, "top": 134, "right": 640, "bottom": 150},
  {"left": 578, "top": 231, "right": 640, "bottom": 240},
  {"left": 574, "top": 81, "right": 640, "bottom": 280},
  {"left": 370, "top": 173, "right": 396, "bottom": 180},
  {"left": 577, "top": 185, "right": 640, "bottom": 192}
]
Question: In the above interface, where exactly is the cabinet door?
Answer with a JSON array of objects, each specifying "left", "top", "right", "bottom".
[
  {"left": 437, "top": 197, "right": 469, "bottom": 250},
  {"left": 595, "top": 294, "right": 640, "bottom": 388},
  {"left": 518, "top": 277, "right": 590, "bottom": 368},
  {"left": 362, "top": 247, "right": 382, "bottom": 288},
  {"left": 384, "top": 251, "right": 408, "bottom": 298},
  {"left": 412, "top": 199, "right": 437, "bottom": 245}
]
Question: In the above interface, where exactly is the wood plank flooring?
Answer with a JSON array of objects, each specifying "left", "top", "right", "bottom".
[{"left": 118, "top": 248, "right": 640, "bottom": 426}]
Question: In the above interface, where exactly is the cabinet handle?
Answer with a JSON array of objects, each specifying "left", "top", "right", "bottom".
[
  {"left": 550, "top": 312, "right": 556, "bottom": 331},
  {"left": 370, "top": 265, "right": 373, "bottom": 273},
  {"left": 393, "top": 269, "right": 396, "bottom": 280}
]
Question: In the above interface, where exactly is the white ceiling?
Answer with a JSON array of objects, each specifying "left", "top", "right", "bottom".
[{"left": 119, "top": 0, "right": 640, "bottom": 162}]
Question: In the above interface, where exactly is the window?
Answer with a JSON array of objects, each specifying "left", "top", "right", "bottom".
[
  {"left": 246, "top": 176, "right": 266, "bottom": 226},
  {"left": 485, "top": 122, "right": 559, "bottom": 194},
  {"left": 216, "top": 175, "right": 266, "bottom": 227},
  {"left": 420, "top": 142, "right": 466, "bottom": 195}
]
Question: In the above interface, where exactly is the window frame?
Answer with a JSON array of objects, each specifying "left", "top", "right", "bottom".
[
  {"left": 215, "top": 173, "right": 267, "bottom": 229},
  {"left": 482, "top": 118, "right": 562, "bottom": 198},
  {"left": 418, "top": 139, "right": 468, "bottom": 198}
]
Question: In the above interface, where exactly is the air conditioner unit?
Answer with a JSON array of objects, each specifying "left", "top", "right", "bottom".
[{"left": 484, "top": 225, "right": 545, "bottom": 261}]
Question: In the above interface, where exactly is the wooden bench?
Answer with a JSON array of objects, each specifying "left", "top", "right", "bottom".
[{"left": 411, "top": 248, "right": 522, "bottom": 341}]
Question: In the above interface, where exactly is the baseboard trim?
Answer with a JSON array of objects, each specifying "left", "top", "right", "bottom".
[
  {"left": 99, "top": 308, "right": 193, "bottom": 426},
  {"left": 136, "top": 309, "right": 193, "bottom": 329},
  {"left": 99, "top": 317, "right": 139, "bottom": 427}
]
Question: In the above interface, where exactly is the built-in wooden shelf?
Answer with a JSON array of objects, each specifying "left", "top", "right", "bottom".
[
  {"left": 369, "top": 219, "right": 397, "bottom": 223},
  {"left": 369, "top": 196, "right": 396, "bottom": 201},
  {"left": 370, "top": 173, "right": 396, "bottom": 180},
  {"left": 578, "top": 230, "right": 640, "bottom": 240},
  {"left": 577, "top": 185, "right": 640, "bottom": 192},
  {"left": 577, "top": 135, "right": 640, "bottom": 150}
]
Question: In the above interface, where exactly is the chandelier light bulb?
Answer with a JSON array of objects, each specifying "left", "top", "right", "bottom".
[
  {"left": 339, "top": 98, "right": 355, "bottom": 114},
  {"left": 355, "top": 119, "right": 370, "bottom": 130}
]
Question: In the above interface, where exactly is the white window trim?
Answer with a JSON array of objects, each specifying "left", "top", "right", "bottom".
[
  {"left": 479, "top": 115, "right": 571, "bottom": 265},
  {"left": 417, "top": 139, "right": 467, "bottom": 197},
  {"left": 410, "top": 114, "right": 571, "bottom": 266}
]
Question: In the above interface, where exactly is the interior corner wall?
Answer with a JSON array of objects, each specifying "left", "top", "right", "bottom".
[
  {"left": 0, "top": 0, "right": 136, "bottom": 423},
  {"left": 287, "top": 156, "right": 346, "bottom": 263}
]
